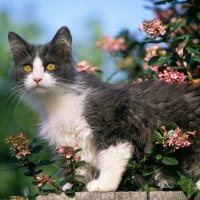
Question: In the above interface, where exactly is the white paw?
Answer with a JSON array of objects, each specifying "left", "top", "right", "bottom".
[
  {"left": 86, "top": 180, "right": 100, "bottom": 192},
  {"left": 86, "top": 179, "right": 117, "bottom": 192},
  {"left": 196, "top": 180, "right": 200, "bottom": 190},
  {"left": 62, "top": 182, "right": 73, "bottom": 191}
]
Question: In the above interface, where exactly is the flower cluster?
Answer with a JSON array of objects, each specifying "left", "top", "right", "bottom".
[
  {"left": 6, "top": 133, "right": 31, "bottom": 159},
  {"left": 139, "top": 19, "right": 167, "bottom": 38},
  {"left": 143, "top": 46, "right": 167, "bottom": 72},
  {"left": 161, "top": 126, "right": 196, "bottom": 150},
  {"left": 76, "top": 60, "right": 98, "bottom": 74},
  {"left": 96, "top": 35, "right": 127, "bottom": 53},
  {"left": 56, "top": 144, "right": 81, "bottom": 162},
  {"left": 36, "top": 174, "right": 53, "bottom": 188},
  {"left": 158, "top": 67, "right": 186, "bottom": 84}
]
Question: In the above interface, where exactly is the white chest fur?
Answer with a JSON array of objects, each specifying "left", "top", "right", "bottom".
[{"left": 39, "top": 92, "right": 92, "bottom": 149}]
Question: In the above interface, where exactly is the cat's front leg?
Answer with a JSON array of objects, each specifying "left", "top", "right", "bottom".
[{"left": 86, "top": 142, "right": 133, "bottom": 192}]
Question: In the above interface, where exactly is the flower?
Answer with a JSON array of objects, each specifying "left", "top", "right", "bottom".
[
  {"left": 6, "top": 133, "right": 31, "bottom": 160},
  {"left": 96, "top": 35, "right": 127, "bottom": 53},
  {"left": 158, "top": 67, "right": 186, "bottom": 84},
  {"left": 76, "top": 60, "right": 98, "bottom": 74},
  {"left": 143, "top": 46, "right": 167, "bottom": 72},
  {"left": 36, "top": 174, "right": 53, "bottom": 188},
  {"left": 161, "top": 126, "right": 196, "bottom": 150},
  {"left": 139, "top": 19, "right": 167, "bottom": 38},
  {"left": 56, "top": 144, "right": 81, "bottom": 162}
]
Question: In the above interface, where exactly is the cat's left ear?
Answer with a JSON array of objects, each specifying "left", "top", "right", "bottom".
[
  {"left": 8, "top": 32, "right": 29, "bottom": 63},
  {"left": 51, "top": 26, "right": 72, "bottom": 58}
]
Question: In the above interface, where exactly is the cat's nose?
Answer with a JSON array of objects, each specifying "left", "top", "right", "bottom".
[{"left": 33, "top": 78, "right": 42, "bottom": 84}]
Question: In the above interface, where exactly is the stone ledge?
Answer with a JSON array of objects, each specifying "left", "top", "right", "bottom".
[{"left": 36, "top": 191, "right": 200, "bottom": 200}]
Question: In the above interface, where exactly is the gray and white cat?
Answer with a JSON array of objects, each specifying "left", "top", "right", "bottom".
[{"left": 8, "top": 26, "right": 200, "bottom": 192}]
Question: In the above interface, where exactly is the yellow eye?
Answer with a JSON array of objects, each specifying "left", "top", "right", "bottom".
[
  {"left": 23, "top": 65, "right": 32, "bottom": 73},
  {"left": 46, "top": 63, "right": 56, "bottom": 71}
]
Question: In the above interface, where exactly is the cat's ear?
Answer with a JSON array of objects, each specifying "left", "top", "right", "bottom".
[
  {"left": 51, "top": 26, "right": 72, "bottom": 58},
  {"left": 8, "top": 32, "right": 29, "bottom": 63}
]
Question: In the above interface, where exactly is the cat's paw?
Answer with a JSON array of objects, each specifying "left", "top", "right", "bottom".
[{"left": 86, "top": 180, "right": 117, "bottom": 192}]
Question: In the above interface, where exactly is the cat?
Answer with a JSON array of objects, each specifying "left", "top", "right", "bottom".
[{"left": 8, "top": 26, "right": 200, "bottom": 192}]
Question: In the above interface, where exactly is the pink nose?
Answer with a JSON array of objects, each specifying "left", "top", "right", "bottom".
[{"left": 33, "top": 78, "right": 42, "bottom": 84}]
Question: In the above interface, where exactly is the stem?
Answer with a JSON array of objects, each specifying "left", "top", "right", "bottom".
[
  {"left": 24, "top": 158, "right": 38, "bottom": 182},
  {"left": 106, "top": 70, "right": 119, "bottom": 82},
  {"left": 166, "top": 42, "right": 193, "bottom": 81}
]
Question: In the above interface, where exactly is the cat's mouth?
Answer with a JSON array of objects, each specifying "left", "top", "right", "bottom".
[{"left": 29, "top": 85, "right": 47, "bottom": 94}]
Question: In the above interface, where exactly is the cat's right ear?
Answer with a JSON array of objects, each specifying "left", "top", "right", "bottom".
[
  {"left": 8, "top": 32, "right": 29, "bottom": 63},
  {"left": 50, "top": 27, "right": 72, "bottom": 58}
]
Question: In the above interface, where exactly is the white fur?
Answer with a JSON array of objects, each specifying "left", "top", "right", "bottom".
[
  {"left": 25, "top": 56, "right": 56, "bottom": 90},
  {"left": 86, "top": 143, "right": 133, "bottom": 192},
  {"left": 196, "top": 180, "right": 200, "bottom": 190}
]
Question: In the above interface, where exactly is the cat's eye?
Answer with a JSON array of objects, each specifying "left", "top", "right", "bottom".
[
  {"left": 46, "top": 63, "right": 56, "bottom": 71},
  {"left": 23, "top": 65, "right": 32, "bottom": 73}
]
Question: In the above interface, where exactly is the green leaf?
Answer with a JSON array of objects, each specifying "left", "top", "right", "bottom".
[
  {"left": 156, "top": 154, "right": 163, "bottom": 160},
  {"left": 35, "top": 169, "right": 43, "bottom": 174},
  {"left": 154, "top": 1, "right": 167, "bottom": 5},
  {"left": 185, "top": 53, "right": 192, "bottom": 65},
  {"left": 161, "top": 156, "right": 178, "bottom": 165},
  {"left": 153, "top": 131, "right": 163, "bottom": 142},
  {"left": 74, "top": 160, "right": 87, "bottom": 169},
  {"left": 171, "top": 34, "right": 190, "bottom": 46},
  {"left": 193, "top": 55, "right": 200, "bottom": 62},
  {"left": 148, "top": 55, "right": 171, "bottom": 66},
  {"left": 65, "top": 189, "right": 76, "bottom": 194},
  {"left": 24, "top": 170, "right": 33, "bottom": 177},
  {"left": 197, "top": 12, "right": 200, "bottom": 20},
  {"left": 170, "top": 66, "right": 185, "bottom": 70},
  {"left": 31, "top": 145, "right": 43, "bottom": 154},
  {"left": 166, "top": 122, "right": 176, "bottom": 130},
  {"left": 186, "top": 46, "right": 200, "bottom": 55},
  {"left": 167, "top": 130, "right": 174, "bottom": 137},
  {"left": 29, "top": 138, "right": 38, "bottom": 148},
  {"left": 142, "top": 169, "right": 154, "bottom": 176},
  {"left": 169, "top": 21, "right": 182, "bottom": 33},
  {"left": 37, "top": 159, "right": 55, "bottom": 167},
  {"left": 143, "top": 38, "right": 162, "bottom": 43},
  {"left": 178, "top": 173, "right": 198, "bottom": 199}
]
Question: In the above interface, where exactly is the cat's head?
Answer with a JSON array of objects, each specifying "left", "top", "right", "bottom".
[{"left": 8, "top": 26, "right": 76, "bottom": 95}]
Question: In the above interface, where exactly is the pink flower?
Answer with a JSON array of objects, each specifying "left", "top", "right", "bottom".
[
  {"left": 56, "top": 145, "right": 81, "bottom": 162},
  {"left": 6, "top": 133, "right": 31, "bottom": 160},
  {"left": 76, "top": 60, "right": 98, "bottom": 74},
  {"left": 187, "top": 131, "right": 196, "bottom": 136},
  {"left": 96, "top": 35, "right": 127, "bottom": 53},
  {"left": 36, "top": 175, "right": 53, "bottom": 188},
  {"left": 139, "top": 19, "right": 167, "bottom": 38},
  {"left": 161, "top": 126, "right": 196, "bottom": 150},
  {"left": 158, "top": 67, "right": 186, "bottom": 84}
]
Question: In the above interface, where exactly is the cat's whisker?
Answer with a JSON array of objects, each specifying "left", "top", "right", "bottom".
[
  {"left": 14, "top": 92, "right": 26, "bottom": 118},
  {"left": 1, "top": 83, "right": 24, "bottom": 121},
  {"left": 3, "top": 90, "right": 22, "bottom": 121}
]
